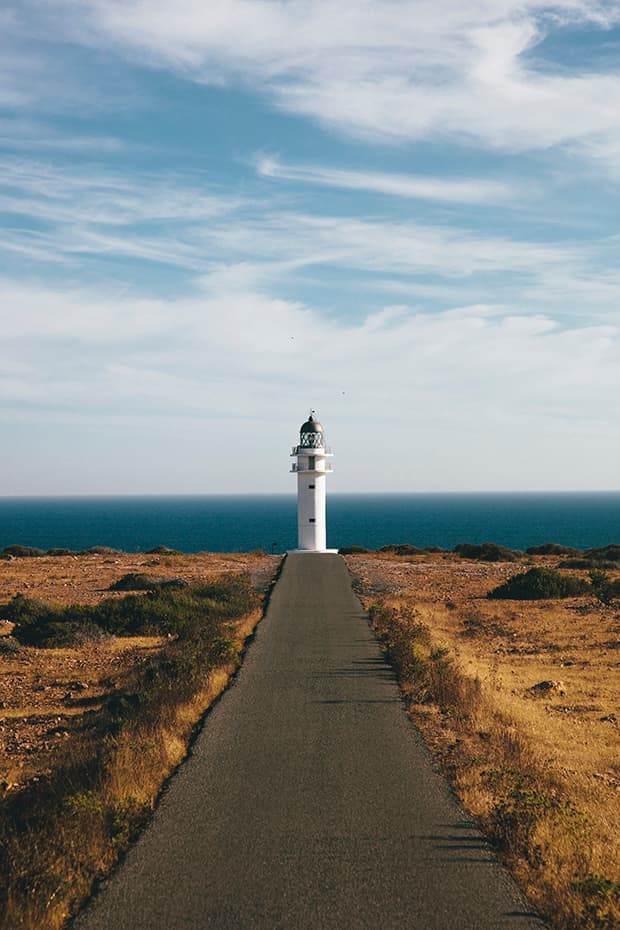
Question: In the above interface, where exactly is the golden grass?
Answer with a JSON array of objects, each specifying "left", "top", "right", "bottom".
[
  {"left": 348, "top": 554, "right": 620, "bottom": 930},
  {"left": 0, "top": 592, "right": 269, "bottom": 930}
]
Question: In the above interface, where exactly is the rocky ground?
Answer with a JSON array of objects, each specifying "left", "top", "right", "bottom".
[
  {"left": 345, "top": 552, "right": 620, "bottom": 790},
  {"left": 0, "top": 551, "right": 279, "bottom": 793}
]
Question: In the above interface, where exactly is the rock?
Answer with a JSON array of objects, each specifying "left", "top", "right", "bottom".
[{"left": 528, "top": 679, "right": 566, "bottom": 696}]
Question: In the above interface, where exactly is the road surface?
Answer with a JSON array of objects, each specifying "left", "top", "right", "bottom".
[{"left": 75, "top": 552, "right": 543, "bottom": 929}]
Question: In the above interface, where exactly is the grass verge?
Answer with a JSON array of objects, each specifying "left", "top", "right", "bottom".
[
  {"left": 369, "top": 597, "right": 619, "bottom": 930},
  {"left": 0, "top": 568, "right": 280, "bottom": 930}
]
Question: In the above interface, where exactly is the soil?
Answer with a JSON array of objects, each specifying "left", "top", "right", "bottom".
[
  {"left": 345, "top": 552, "right": 620, "bottom": 791},
  {"left": 0, "top": 551, "right": 279, "bottom": 793}
]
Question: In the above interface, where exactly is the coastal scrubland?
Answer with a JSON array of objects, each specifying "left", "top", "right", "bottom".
[
  {"left": 345, "top": 549, "right": 619, "bottom": 930},
  {"left": 0, "top": 549, "right": 279, "bottom": 930},
  {"left": 1, "top": 544, "right": 618, "bottom": 929}
]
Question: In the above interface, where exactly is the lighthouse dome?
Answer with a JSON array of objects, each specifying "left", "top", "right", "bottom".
[
  {"left": 300, "top": 414, "right": 323, "bottom": 434},
  {"left": 299, "top": 413, "right": 324, "bottom": 448}
]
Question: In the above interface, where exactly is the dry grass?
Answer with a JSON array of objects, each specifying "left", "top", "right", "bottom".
[
  {"left": 346, "top": 553, "right": 620, "bottom": 930},
  {"left": 0, "top": 552, "right": 278, "bottom": 793},
  {"left": 0, "top": 550, "right": 276, "bottom": 607},
  {"left": 0, "top": 553, "right": 280, "bottom": 930}
]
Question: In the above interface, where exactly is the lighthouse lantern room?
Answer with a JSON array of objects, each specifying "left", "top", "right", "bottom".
[{"left": 290, "top": 411, "right": 333, "bottom": 551}]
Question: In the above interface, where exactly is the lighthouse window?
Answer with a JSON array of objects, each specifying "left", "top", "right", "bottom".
[
  {"left": 308, "top": 483, "right": 315, "bottom": 489},
  {"left": 309, "top": 456, "right": 315, "bottom": 469},
  {"left": 309, "top": 518, "right": 316, "bottom": 523}
]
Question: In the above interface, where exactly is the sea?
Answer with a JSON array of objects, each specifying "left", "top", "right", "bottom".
[{"left": 0, "top": 493, "right": 618, "bottom": 554}]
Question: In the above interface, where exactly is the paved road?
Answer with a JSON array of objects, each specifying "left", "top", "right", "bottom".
[{"left": 75, "top": 552, "right": 543, "bottom": 929}]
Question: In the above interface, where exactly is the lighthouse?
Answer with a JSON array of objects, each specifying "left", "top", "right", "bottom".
[{"left": 290, "top": 411, "right": 333, "bottom": 551}]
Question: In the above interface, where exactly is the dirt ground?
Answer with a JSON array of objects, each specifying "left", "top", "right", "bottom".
[{"left": 0, "top": 552, "right": 279, "bottom": 792}]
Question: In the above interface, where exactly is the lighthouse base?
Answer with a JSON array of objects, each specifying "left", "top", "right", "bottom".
[{"left": 287, "top": 549, "right": 340, "bottom": 554}]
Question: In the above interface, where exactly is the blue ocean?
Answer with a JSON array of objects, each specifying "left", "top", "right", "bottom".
[{"left": 0, "top": 493, "right": 618, "bottom": 554}]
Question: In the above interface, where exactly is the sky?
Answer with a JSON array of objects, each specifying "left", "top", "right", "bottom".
[{"left": 1, "top": 0, "right": 620, "bottom": 495}]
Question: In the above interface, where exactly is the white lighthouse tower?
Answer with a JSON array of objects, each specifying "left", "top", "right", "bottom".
[{"left": 290, "top": 411, "right": 333, "bottom": 551}]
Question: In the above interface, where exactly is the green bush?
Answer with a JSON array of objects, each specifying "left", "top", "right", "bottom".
[
  {"left": 1, "top": 545, "right": 46, "bottom": 558},
  {"left": 488, "top": 567, "right": 590, "bottom": 600},
  {"left": 0, "top": 636, "right": 21, "bottom": 655},
  {"left": 45, "top": 620, "right": 109, "bottom": 648},
  {"left": 108, "top": 573, "right": 187, "bottom": 592},
  {"left": 585, "top": 543, "right": 620, "bottom": 563},
  {"left": 455, "top": 542, "right": 520, "bottom": 562},
  {"left": 525, "top": 542, "right": 579, "bottom": 556},
  {"left": 3, "top": 575, "right": 259, "bottom": 647},
  {"left": 338, "top": 546, "right": 370, "bottom": 554},
  {"left": 589, "top": 570, "right": 620, "bottom": 606},
  {"left": 560, "top": 544, "right": 620, "bottom": 570},
  {"left": 79, "top": 546, "right": 122, "bottom": 555},
  {"left": 378, "top": 544, "right": 425, "bottom": 556}
]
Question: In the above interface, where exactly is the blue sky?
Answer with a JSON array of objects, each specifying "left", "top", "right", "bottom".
[{"left": 1, "top": 0, "right": 619, "bottom": 494}]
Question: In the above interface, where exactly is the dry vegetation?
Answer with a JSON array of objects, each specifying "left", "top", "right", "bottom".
[
  {"left": 345, "top": 552, "right": 620, "bottom": 930},
  {"left": 0, "top": 550, "right": 280, "bottom": 930}
]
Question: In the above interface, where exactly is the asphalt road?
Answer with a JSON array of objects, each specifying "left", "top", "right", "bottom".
[{"left": 74, "top": 552, "right": 544, "bottom": 929}]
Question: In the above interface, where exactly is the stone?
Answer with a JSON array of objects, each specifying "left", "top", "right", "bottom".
[{"left": 528, "top": 679, "right": 566, "bottom": 696}]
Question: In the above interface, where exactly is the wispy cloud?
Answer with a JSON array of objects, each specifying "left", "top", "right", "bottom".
[
  {"left": 6, "top": 153, "right": 614, "bottom": 331},
  {"left": 210, "top": 212, "right": 577, "bottom": 281},
  {"left": 0, "top": 157, "right": 239, "bottom": 225},
  {"left": 24, "top": 0, "right": 619, "bottom": 163},
  {"left": 0, "top": 118, "right": 126, "bottom": 153},
  {"left": 0, "top": 156, "right": 250, "bottom": 271},
  {"left": 256, "top": 156, "right": 521, "bottom": 205}
]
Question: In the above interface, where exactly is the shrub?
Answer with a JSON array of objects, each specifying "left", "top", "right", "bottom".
[
  {"left": 560, "top": 558, "right": 607, "bottom": 569},
  {"left": 378, "top": 544, "right": 425, "bottom": 556},
  {"left": 45, "top": 620, "right": 109, "bottom": 648},
  {"left": 3, "top": 574, "right": 258, "bottom": 647},
  {"left": 46, "top": 548, "right": 76, "bottom": 556},
  {"left": 488, "top": 567, "right": 590, "bottom": 600},
  {"left": 145, "top": 545, "right": 181, "bottom": 555},
  {"left": 585, "top": 543, "right": 620, "bottom": 563},
  {"left": 1, "top": 545, "right": 46, "bottom": 558},
  {"left": 589, "top": 570, "right": 620, "bottom": 606},
  {"left": 108, "top": 573, "right": 187, "bottom": 592},
  {"left": 455, "top": 542, "right": 520, "bottom": 562},
  {"left": 525, "top": 542, "right": 579, "bottom": 556},
  {"left": 1, "top": 598, "right": 100, "bottom": 647},
  {"left": 338, "top": 546, "right": 370, "bottom": 554},
  {"left": 0, "top": 636, "right": 21, "bottom": 655},
  {"left": 79, "top": 546, "right": 122, "bottom": 555},
  {"left": 207, "top": 636, "right": 240, "bottom": 664},
  {"left": 572, "top": 874, "right": 620, "bottom": 928},
  {"left": 560, "top": 544, "right": 620, "bottom": 570}
]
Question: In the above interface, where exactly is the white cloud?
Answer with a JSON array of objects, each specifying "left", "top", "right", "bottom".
[
  {"left": 0, "top": 155, "right": 580, "bottom": 287},
  {"left": 26, "top": 0, "right": 620, "bottom": 160},
  {"left": 0, "top": 157, "right": 238, "bottom": 226},
  {"left": 210, "top": 212, "right": 576, "bottom": 280},
  {"left": 3, "top": 276, "right": 616, "bottom": 398},
  {"left": 2, "top": 251, "right": 618, "bottom": 492},
  {"left": 256, "top": 156, "right": 521, "bottom": 205}
]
